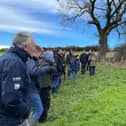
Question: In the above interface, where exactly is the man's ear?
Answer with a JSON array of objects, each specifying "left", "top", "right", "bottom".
[{"left": 22, "top": 43, "right": 27, "bottom": 51}]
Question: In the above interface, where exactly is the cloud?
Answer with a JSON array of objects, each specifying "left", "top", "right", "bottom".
[
  {"left": 0, "top": 0, "right": 84, "bottom": 36},
  {"left": 0, "top": 0, "right": 59, "bottom": 13},
  {"left": 0, "top": 1, "right": 61, "bottom": 34}
]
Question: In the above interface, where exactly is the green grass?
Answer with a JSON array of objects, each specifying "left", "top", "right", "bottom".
[
  {"left": 0, "top": 51, "right": 5, "bottom": 55},
  {"left": 39, "top": 64, "right": 126, "bottom": 126}
]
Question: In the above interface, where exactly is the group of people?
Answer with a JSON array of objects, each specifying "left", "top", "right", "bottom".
[
  {"left": 65, "top": 49, "right": 97, "bottom": 80},
  {"left": 79, "top": 50, "right": 97, "bottom": 76},
  {"left": 0, "top": 32, "right": 97, "bottom": 126}
]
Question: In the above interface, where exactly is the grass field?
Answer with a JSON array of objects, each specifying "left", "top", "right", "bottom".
[
  {"left": 39, "top": 64, "right": 126, "bottom": 126},
  {"left": 0, "top": 50, "right": 5, "bottom": 55},
  {"left": 0, "top": 50, "right": 126, "bottom": 125}
]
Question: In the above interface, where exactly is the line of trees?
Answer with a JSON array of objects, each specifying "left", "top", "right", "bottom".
[{"left": 44, "top": 45, "right": 99, "bottom": 51}]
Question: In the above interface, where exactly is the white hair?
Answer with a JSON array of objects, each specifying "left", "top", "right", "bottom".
[{"left": 13, "top": 32, "right": 31, "bottom": 47}]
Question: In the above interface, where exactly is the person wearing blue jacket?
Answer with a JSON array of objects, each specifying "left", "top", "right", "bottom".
[
  {"left": 80, "top": 51, "right": 88, "bottom": 75},
  {"left": 71, "top": 55, "right": 80, "bottom": 80},
  {"left": 52, "top": 49, "right": 63, "bottom": 93},
  {"left": 38, "top": 51, "right": 56, "bottom": 123},
  {"left": 26, "top": 47, "right": 56, "bottom": 126},
  {"left": 0, "top": 32, "right": 36, "bottom": 126}
]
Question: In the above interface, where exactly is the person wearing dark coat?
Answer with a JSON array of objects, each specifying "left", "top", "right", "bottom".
[
  {"left": 86, "top": 50, "right": 92, "bottom": 71},
  {"left": 38, "top": 51, "right": 56, "bottom": 123},
  {"left": 52, "top": 49, "right": 63, "bottom": 93},
  {"left": 0, "top": 32, "right": 36, "bottom": 126},
  {"left": 25, "top": 46, "right": 56, "bottom": 126},
  {"left": 66, "top": 50, "right": 73, "bottom": 77},
  {"left": 71, "top": 55, "right": 80, "bottom": 80},
  {"left": 61, "top": 50, "right": 66, "bottom": 80},
  {"left": 80, "top": 51, "right": 88, "bottom": 74}
]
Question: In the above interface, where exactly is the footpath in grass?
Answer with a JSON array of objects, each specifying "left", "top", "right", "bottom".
[{"left": 39, "top": 64, "right": 126, "bottom": 126}]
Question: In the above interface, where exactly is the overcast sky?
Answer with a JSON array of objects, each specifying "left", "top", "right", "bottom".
[{"left": 0, "top": 0, "right": 125, "bottom": 48}]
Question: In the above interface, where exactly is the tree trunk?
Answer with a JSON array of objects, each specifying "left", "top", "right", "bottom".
[{"left": 99, "top": 32, "right": 108, "bottom": 62}]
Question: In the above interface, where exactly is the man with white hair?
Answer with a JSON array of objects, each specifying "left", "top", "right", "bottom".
[{"left": 0, "top": 32, "right": 36, "bottom": 126}]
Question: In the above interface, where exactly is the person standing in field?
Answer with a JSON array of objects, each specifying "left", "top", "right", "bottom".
[
  {"left": 89, "top": 51, "right": 97, "bottom": 76},
  {"left": 80, "top": 50, "right": 88, "bottom": 75},
  {"left": 86, "top": 50, "right": 92, "bottom": 71},
  {"left": 52, "top": 49, "right": 63, "bottom": 93},
  {"left": 0, "top": 32, "right": 36, "bottom": 126},
  {"left": 61, "top": 50, "right": 66, "bottom": 80},
  {"left": 66, "top": 50, "right": 73, "bottom": 77},
  {"left": 71, "top": 55, "right": 80, "bottom": 80},
  {"left": 38, "top": 51, "right": 56, "bottom": 123}
]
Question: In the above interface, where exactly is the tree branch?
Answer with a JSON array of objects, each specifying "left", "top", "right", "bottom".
[
  {"left": 110, "top": 0, "right": 125, "bottom": 19},
  {"left": 105, "top": 0, "right": 113, "bottom": 25},
  {"left": 89, "top": 0, "right": 102, "bottom": 32},
  {"left": 104, "top": 0, "right": 126, "bottom": 34}
]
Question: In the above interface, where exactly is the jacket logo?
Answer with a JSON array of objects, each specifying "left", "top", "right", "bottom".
[
  {"left": 13, "top": 77, "right": 21, "bottom": 81},
  {"left": 14, "top": 83, "right": 21, "bottom": 90}
]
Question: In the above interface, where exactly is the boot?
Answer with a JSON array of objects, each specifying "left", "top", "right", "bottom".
[
  {"left": 24, "top": 120, "right": 30, "bottom": 126},
  {"left": 30, "top": 119, "right": 38, "bottom": 126}
]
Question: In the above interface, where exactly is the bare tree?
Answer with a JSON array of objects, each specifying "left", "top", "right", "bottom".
[{"left": 57, "top": 0, "right": 126, "bottom": 61}]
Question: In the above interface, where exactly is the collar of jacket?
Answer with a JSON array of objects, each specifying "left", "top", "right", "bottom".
[
  {"left": 42, "top": 57, "right": 54, "bottom": 65},
  {"left": 8, "top": 45, "right": 31, "bottom": 63}
]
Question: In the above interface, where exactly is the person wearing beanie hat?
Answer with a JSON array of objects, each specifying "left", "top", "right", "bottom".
[
  {"left": 26, "top": 47, "right": 56, "bottom": 126},
  {"left": 43, "top": 51, "right": 54, "bottom": 61},
  {"left": 38, "top": 50, "right": 56, "bottom": 123}
]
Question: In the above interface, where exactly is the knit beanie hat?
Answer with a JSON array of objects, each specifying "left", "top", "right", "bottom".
[{"left": 43, "top": 51, "right": 54, "bottom": 61}]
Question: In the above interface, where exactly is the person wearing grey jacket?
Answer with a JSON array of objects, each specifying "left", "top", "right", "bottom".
[{"left": 38, "top": 51, "right": 56, "bottom": 123}]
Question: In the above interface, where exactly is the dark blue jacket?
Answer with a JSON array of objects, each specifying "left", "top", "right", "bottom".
[
  {"left": 80, "top": 53, "right": 88, "bottom": 63},
  {"left": 0, "top": 46, "right": 31, "bottom": 122},
  {"left": 54, "top": 53, "right": 63, "bottom": 74},
  {"left": 71, "top": 58, "right": 80, "bottom": 72}
]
